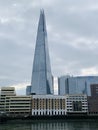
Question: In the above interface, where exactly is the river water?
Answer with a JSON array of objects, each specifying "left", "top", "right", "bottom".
[{"left": 1, "top": 120, "right": 98, "bottom": 130}]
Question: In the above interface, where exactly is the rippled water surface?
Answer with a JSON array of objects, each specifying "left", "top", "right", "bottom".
[{"left": 1, "top": 120, "right": 98, "bottom": 130}]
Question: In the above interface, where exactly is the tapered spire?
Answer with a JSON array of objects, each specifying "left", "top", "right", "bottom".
[
  {"left": 31, "top": 10, "right": 53, "bottom": 95},
  {"left": 38, "top": 9, "right": 46, "bottom": 34}
]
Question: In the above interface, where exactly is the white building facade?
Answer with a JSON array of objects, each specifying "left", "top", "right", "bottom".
[
  {"left": 32, "top": 95, "right": 66, "bottom": 116},
  {"left": 32, "top": 94, "right": 88, "bottom": 116},
  {"left": 66, "top": 94, "right": 88, "bottom": 114}
]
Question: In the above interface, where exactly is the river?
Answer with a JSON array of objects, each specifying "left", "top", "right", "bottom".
[{"left": 1, "top": 120, "right": 98, "bottom": 130}]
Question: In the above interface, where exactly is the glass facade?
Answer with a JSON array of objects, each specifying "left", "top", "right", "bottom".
[
  {"left": 58, "top": 76, "right": 98, "bottom": 96},
  {"left": 31, "top": 10, "right": 53, "bottom": 95},
  {"left": 26, "top": 86, "right": 31, "bottom": 95}
]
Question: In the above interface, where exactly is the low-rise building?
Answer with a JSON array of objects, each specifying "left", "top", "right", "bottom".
[
  {"left": 32, "top": 95, "right": 66, "bottom": 116},
  {"left": 31, "top": 94, "right": 88, "bottom": 116},
  {"left": 0, "top": 87, "right": 32, "bottom": 117},
  {"left": 0, "top": 87, "right": 16, "bottom": 113},
  {"left": 0, "top": 87, "right": 89, "bottom": 117},
  {"left": 5, "top": 95, "right": 32, "bottom": 117},
  {"left": 66, "top": 94, "right": 88, "bottom": 115}
]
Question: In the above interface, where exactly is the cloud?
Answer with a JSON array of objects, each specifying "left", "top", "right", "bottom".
[
  {"left": 0, "top": 0, "right": 98, "bottom": 94},
  {"left": 80, "top": 67, "right": 98, "bottom": 76},
  {"left": 11, "top": 83, "right": 29, "bottom": 95}
]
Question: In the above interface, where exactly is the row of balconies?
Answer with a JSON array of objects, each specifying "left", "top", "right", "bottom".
[
  {"left": 5, "top": 107, "right": 31, "bottom": 111},
  {"left": 32, "top": 109, "right": 66, "bottom": 115}
]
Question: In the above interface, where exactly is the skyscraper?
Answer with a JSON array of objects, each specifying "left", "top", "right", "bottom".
[{"left": 31, "top": 10, "right": 53, "bottom": 95}]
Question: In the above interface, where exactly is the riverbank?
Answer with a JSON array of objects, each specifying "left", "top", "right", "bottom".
[{"left": 1, "top": 115, "right": 98, "bottom": 123}]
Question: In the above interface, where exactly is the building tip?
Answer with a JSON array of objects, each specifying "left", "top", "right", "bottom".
[{"left": 40, "top": 8, "right": 44, "bottom": 14}]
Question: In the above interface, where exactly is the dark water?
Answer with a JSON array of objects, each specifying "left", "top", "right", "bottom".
[{"left": 1, "top": 120, "right": 98, "bottom": 130}]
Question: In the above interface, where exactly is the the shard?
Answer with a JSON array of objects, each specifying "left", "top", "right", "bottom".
[{"left": 31, "top": 10, "right": 53, "bottom": 95}]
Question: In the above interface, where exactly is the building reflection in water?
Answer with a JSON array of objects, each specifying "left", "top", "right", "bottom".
[
  {"left": 1, "top": 121, "right": 98, "bottom": 130},
  {"left": 31, "top": 121, "right": 97, "bottom": 130}
]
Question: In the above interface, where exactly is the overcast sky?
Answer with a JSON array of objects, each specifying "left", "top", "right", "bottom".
[{"left": 0, "top": 0, "right": 98, "bottom": 94}]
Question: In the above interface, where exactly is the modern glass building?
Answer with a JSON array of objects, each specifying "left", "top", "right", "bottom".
[
  {"left": 31, "top": 10, "right": 53, "bottom": 95},
  {"left": 58, "top": 76, "right": 98, "bottom": 96},
  {"left": 26, "top": 85, "right": 31, "bottom": 95}
]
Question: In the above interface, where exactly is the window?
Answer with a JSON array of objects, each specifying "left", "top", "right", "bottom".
[{"left": 73, "top": 101, "right": 82, "bottom": 111}]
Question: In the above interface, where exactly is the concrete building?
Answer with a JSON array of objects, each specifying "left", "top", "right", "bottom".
[
  {"left": 5, "top": 95, "right": 31, "bottom": 117},
  {"left": 31, "top": 9, "right": 53, "bottom": 95},
  {"left": 0, "top": 87, "right": 16, "bottom": 113},
  {"left": 0, "top": 87, "right": 31, "bottom": 117},
  {"left": 58, "top": 76, "right": 98, "bottom": 96},
  {"left": 66, "top": 94, "right": 88, "bottom": 115},
  {"left": 0, "top": 87, "right": 16, "bottom": 96},
  {"left": 0, "top": 87, "right": 88, "bottom": 117},
  {"left": 31, "top": 94, "right": 88, "bottom": 116},
  {"left": 32, "top": 95, "right": 66, "bottom": 116}
]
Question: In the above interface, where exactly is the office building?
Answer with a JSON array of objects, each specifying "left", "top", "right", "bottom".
[
  {"left": 26, "top": 85, "right": 31, "bottom": 95},
  {"left": 5, "top": 95, "right": 31, "bottom": 117},
  {"left": 0, "top": 87, "right": 31, "bottom": 117},
  {"left": 0, "top": 87, "right": 16, "bottom": 96},
  {"left": 0, "top": 87, "right": 89, "bottom": 117},
  {"left": 58, "top": 75, "right": 70, "bottom": 95},
  {"left": 58, "top": 76, "right": 98, "bottom": 96},
  {"left": 0, "top": 87, "right": 16, "bottom": 113},
  {"left": 90, "top": 84, "right": 98, "bottom": 97},
  {"left": 66, "top": 94, "right": 88, "bottom": 115},
  {"left": 32, "top": 95, "right": 66, "bottom": 116},
  {"left": 31, "top": 9, "right": 53, "bottom": 95},
  {"left": 31, "top": 94, "right": 88, "bottom": 116},
  {"left": 87, "top": 84, "right": 98, "bottom": 115}
]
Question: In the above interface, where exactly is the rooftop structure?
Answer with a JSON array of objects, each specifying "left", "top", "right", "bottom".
[{"left": 0, "top": 87, "right": 16, "bottom": 96}]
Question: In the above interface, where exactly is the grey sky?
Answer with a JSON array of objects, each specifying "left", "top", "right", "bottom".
[{"left": 0, "top": 0, "right": 98, "bottom": 94}]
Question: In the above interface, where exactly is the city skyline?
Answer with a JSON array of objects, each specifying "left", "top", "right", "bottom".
[{"left": 0, "top": 0, "right": 98, "bottom": 95}]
